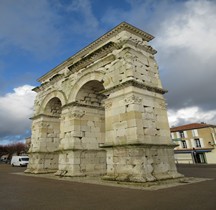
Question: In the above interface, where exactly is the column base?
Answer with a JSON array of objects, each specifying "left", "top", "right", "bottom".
[
  {"left": 102, "top": 143, "right": 183, "bottom": 183},
  {"left": 25, "top": 152, "right": 59, "bottom": 174}
]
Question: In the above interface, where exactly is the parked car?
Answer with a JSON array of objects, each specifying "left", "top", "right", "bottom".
[
  {"left": 11, "top": 156, "right": 29, "bottom": 167},
  {"left": 0, "top": 155, "right": 9, "bottom": 164}
]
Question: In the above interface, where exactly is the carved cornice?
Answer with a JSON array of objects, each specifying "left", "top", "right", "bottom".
[
  {"left": 68, "top": 41, "right": 119, "bottom": 73},
  {"left": 33, "top": 44, "right": 116, "bottom": 93},
  {"left": 33, "top": 58, "right": 115, "bottom": 94},
  {"left": 101, "top": 80, "right": 168, "bottom": 96},
  {"left": 57, "top": 149, "right": 106, "bottom": 152},
  {"left": 28, "top": 151, "right": 59, "bottom": 154},
  {"left": 38, "top": 22, "right": 154, "bottom": 83},
  {"left": 100, "top": 142, "right": 177, "bottom": 148},
  {"left": 32, "top": 86, "right": 41, "bottom": 93},
  {"left": 30, "top": 114, "right": 60, "bottom": 120},
  {"left": 62, "top": 101, "right": 105, "bottom": 110},
  {"left": 123, "top": 39, "right": 157, "bottom": 55},
  {"left": 32, "top": 74, "right": 64, "bottom": 93},
  {"left": 32, "top": 83, "right": 50, "bottom": 93}
]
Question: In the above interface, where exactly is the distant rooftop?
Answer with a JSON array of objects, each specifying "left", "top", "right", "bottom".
[{"left": 170, "top": 123, "right": 216, "bottom": 132}]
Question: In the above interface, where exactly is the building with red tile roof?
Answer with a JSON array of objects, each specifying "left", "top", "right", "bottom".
[
  {"left": 171, "top": 123, "right": 216, "bottom": 132},
  {"left": 171, "top": 123, "right": 216, "bottom": 164}
]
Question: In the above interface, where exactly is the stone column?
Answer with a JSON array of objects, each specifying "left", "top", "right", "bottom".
[
  {"left": 25, "top": 114, "right": 60, "bottom": 174},
  {"left": 101, "top": 85, "right": 182, "bottom": 182},
  {"left": 56, "top": 104, "right": 107, "bottom": 177},
  {"left": 55, "top": 105, "right": 85, "bottom": 176}
]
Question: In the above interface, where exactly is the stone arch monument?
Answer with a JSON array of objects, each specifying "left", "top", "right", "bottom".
[{"left": 26, "top": 22, "right": 182, "bottom": 182}]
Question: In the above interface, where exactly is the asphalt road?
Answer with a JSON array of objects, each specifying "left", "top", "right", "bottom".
[{"left": 0, "top": 163, "right": 216, "bottom": 210}]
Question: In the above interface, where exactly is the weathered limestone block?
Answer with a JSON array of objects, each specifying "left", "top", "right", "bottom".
[
  {"left": 25, "top": 152, "right": 59, "bottom": 174},
  {"left": 103, "top": 145, "right": 182, "bottom": 182},
  {"left": 55, "top": 150, "right": 106, "bottom": 177}
]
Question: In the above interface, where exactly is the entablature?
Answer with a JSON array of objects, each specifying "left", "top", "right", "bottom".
[
  {"left": 101, "top": 80, "right": 168, "bottom": 96},
  {"left": 68, "top": 41, "right": 119, "bottom": 73},
  {"left": 37, "top": 22, "right": 154, "bottom": 84}
]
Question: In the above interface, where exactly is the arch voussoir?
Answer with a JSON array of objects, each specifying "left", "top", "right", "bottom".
[
  {"left": 68, "top": 71, "right": 106, "bottom": 103},
  {"left": 39, "top": 90, "right": 67, "bottom": 114}
]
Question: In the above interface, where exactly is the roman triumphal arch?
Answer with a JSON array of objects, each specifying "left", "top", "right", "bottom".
[{"left": 25, "top": 22, "right": 182, "bottom": 182}]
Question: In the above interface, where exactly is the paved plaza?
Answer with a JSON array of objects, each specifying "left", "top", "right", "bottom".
[{"left": 0, "top": 164, "right": 216, "bottom": 210}]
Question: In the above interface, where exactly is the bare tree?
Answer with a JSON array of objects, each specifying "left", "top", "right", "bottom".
[{"left": 0, "top": 142, "right": 27, "bottom": 161}]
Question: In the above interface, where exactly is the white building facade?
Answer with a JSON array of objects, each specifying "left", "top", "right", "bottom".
[{"left": 171, "top": 123, "right": 216, "bottom": 164}]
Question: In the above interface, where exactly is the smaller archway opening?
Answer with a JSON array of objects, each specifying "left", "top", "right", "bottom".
[
  {"left": 44, "top": 97, "right": 62, "bottom": 117},
  {"left": 41, "top": 97, "right": 62, "bottom": 172}
]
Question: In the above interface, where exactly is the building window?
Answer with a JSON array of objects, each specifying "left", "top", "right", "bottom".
[
  {"left": 176, "top": 132, "right": 180, "bottom": 138},
  {"left": 194, "top": 138, "right": 201, "bottom": 148},
  {"left": 181, "top": 140, "right": 187, "bottom": 148},
  {"left": 171, "top": 133, "right": 175, "bottom": 139},
  {"left": 192, "top": 129, "right": 198, "bottom": 137},
  {"left": 179, "top": 131, "right": 185, "bottom": 138}
]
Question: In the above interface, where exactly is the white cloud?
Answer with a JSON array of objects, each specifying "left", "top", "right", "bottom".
[
  {"left": 0, "top": 85, "right": 36, "bottom": 139},
  {"left": 168, "top": 107, "right": 216, "bottom": 127},
  {"left": 156, "top": 0, "right": 216, "bottom": 62},
  {"left": 154, "top": 0, "right": 216, "bottom": 114}
]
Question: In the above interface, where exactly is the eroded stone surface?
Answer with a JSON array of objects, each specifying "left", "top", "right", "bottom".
[{"left": 26, "top": 22, "right": 182, "bottom": 182}]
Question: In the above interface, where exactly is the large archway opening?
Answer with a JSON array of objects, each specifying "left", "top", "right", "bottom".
[
  {"left": 76, "top": 80, "right": 106, "bottom": 107},
  {"left": 75, "top": 80, "right": 106, "bottom": 146},
  {"left": 74, "top": 80, "right": 107, "bottom": 176}
]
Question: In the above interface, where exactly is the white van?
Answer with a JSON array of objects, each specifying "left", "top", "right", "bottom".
[{"left": 11, "top": 156, "right": 29, "bottom": 167}]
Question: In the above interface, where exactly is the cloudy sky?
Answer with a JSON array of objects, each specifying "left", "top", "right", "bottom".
[{"left": 0, "top": 0, "right": 216, "bottom": 145}]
